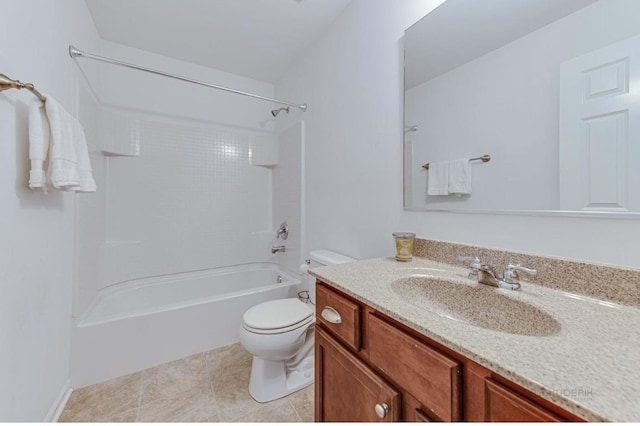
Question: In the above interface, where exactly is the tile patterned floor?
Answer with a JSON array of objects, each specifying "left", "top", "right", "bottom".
[{"left": 59, "top": 343, "right": 314, "bottom": 422}]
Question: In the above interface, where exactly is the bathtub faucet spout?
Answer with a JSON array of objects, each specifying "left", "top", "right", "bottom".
[{"left": 271, "top": 245, "right": 286, "bottom": 254}]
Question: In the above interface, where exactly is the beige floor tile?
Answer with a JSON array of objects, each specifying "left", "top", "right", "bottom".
[
  {"left": 58, "top": 371, "right": 144, "bottom": 422},
  {"left": 58, "top": 343, "right": 316, "bottom": 423},
  {"left": 58, "top": 409, "right": 137, "bottom": 423},
  {"left": 287, "top": 384, "right": 315, "bottom": 422},
  {"left": 212, "top": 368, "right": 264, "bottom": 421},
  {"left": 232, "top": 398, "right": 302, "bottom": 423},
  {"left": 137, "top": 387, "right": 219, "bottom": 422},
  {"left": 140, "top": 352, "right": 210, "bottom": 404},
  {"left": 96, "top": 408, "right": 138, "bottom": 422},
  {"left": 205, "top": 342, "right": 253, "bottom": 378}
]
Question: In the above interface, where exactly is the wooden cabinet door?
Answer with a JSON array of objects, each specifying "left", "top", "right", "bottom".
[
  {"left": 367, "top": 314, "right": 462, "bottom": 421},
  {"left": 315, "top": 326, "right": 401, "bottom": 422},
  {"left": 485, "top": 379, "right": 563, "bottom": 422}
]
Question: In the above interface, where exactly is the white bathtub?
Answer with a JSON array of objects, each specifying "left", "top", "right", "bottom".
[{"left": 71, "top": 263, "right": 301, "bottom": 388}]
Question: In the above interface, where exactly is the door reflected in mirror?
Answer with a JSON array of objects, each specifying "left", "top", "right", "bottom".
[{"left": 404, "top": 0, "right": 640, "bottom": 215}]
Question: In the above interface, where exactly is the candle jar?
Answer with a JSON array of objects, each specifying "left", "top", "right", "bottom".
[{"left": 392, "top": 232, "right": 416, "bottom": 262}]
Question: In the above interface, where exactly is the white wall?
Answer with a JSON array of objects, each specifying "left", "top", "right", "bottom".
[
  {"left": 405, "top": 0, "right": 640, "bottom": 210},
  {"left": 0, "top": 0, "right": 101, "bottom": 421},
  {"left": 276, "top": 0, "right": 640, "bottom": 269}
]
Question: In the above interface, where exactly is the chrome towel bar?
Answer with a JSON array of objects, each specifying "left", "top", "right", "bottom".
[{"left": 422, "top": 154, "right": 491, "bottom": 170}]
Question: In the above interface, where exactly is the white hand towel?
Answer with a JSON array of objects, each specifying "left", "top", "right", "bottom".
[
  {"left": 427, "top": 161, "right": 450, "bottom": 195},
  {"left": 28, "top": 99, "right": 51, "bottom": 193},
  {"left": 448, "top": 158, "right": 472, "bottom": 195},
  {"left": 44, "top": 96, "right": 97, "bottom": 192}
]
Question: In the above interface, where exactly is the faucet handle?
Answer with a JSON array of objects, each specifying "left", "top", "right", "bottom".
[
  {"left": 458, "top": 255, "right": 481, "bottom": 266},
  {"left": 503, "top": 263, "right": 537, "bottom": 284},
  {"left": 458, "top": 256, "right": 482, "bottom": 281},
  {"left": 276, "top": 222, "right": 289, "bottom": 240}
]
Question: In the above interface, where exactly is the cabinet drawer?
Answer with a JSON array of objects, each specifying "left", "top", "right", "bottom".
[
  {"left": 316, "top": 283, "right": 361, "bottom": 351},
  {"left": 367, "top": 314, "right": 462, "bottom": 421},
  {"left": 485, "top": 379, "right": 563, "bottom": 422}
]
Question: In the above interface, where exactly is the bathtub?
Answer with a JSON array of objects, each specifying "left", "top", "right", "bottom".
[{"left": 70, "top": 263, "right": 301, "bottom": 388}]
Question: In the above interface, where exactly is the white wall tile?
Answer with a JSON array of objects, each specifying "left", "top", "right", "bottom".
[{"left": 78, "top": 110, "right": 281, "bottom": 307}]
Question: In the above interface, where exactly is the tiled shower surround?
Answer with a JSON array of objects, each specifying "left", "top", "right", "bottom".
[
  {"left": 77, "top": 100, "right": 283, "bottom": 315},
  {"left": 105, "top": 117, "right": 274, "bottom": 280}
]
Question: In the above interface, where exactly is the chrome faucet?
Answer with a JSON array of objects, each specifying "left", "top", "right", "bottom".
[
  {"left": 271, "top": 245, "right": 286, "bottom": 254},
  {"left": 477, "top": 263, "right": 537, "bottom": 291}
]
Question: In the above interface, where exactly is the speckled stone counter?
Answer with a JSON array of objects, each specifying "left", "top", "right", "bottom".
[{"left": 309, "top": 256, "right": 640, "bottom": 422}]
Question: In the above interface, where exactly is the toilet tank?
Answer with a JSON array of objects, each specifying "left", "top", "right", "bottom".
[{"left": 304, "top": 249, "right": 356, "bottom": 304}]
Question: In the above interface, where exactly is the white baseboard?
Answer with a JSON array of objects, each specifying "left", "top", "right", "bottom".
[{"left": 44, "top": 379, "right": 72, "bottom": 422}]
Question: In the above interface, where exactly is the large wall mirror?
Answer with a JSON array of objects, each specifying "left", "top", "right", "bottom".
[{"left": 404, "top": 0, "right": 640, "bottom": 216}]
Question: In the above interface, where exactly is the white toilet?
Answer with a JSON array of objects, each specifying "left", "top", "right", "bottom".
[{"left": 239, "top": 249, "right": 355, "bottom": 402}]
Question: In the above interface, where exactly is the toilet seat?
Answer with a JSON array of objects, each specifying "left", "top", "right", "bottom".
[{"left": 242, "top": 298, "right": 314, "bottom": 335}]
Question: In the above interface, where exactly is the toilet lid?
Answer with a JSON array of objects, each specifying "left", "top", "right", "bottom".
[{"left": 243, "top": 298, "right": 314, "bottom": 331}]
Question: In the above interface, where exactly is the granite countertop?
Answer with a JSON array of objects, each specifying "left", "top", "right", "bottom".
[{"left": 309, "top": 256, "right": 640, "bottom": 422}]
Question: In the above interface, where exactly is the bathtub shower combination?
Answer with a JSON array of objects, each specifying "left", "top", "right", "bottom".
[
  {"left": 70, "top": 46, "right": 307, "bottom": 389},
  {"left": 71, "top": 107, "right": 305, "bottom": 388},
  {"left": 72, "top": 263, "right": 300, "bottom": 387}
]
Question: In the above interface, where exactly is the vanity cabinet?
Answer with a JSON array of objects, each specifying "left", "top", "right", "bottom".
[{"left": 314, "top": 281, "right": 584, "bottom": 422}]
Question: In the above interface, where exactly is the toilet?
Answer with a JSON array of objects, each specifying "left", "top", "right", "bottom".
[{"left": 239, "top": 249, "right": 356, "bottom": 402}]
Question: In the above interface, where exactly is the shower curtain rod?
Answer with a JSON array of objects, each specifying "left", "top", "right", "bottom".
[{"left": 68, "top": 45, "right": 307, "bottom": 112}]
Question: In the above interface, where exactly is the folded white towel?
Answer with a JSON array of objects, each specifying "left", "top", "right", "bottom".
[
  {"left": 448, "top": 158, "right": 472, "bottom": 195},
  {"left": 44, "top": 96, "right": 96, "bottom": 192},
  {"left": 28, "top": 99, "right": 51, "bottom": 193},
  {"left": 427, "top": 161, "right": 450, "bottom": 196}
]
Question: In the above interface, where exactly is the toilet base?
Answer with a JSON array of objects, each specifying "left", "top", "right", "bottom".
[{"left": 248, "top": 355, "right": 314, "bottom": 403}]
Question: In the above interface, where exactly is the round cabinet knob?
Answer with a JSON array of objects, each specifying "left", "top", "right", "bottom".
[{"left": 375, "top": 403, "right": 389, "bottom": 419}]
